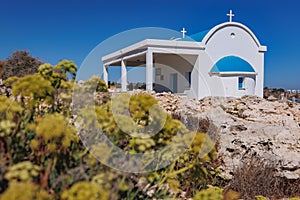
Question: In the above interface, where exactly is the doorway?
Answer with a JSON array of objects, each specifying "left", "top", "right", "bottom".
[{"left": 170, "top": 73, "right": 178, "bottom": 93}]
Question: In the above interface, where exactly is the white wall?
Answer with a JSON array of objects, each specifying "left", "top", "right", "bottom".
[
  {"left": 214, "top": 75, "right": 256, "bottom": 97},
  {"left": 154, "top": 54, "right": 197, "bottom": 93},
  {"left": 194, "top": 23, "right": 265, "bottom": 99}
]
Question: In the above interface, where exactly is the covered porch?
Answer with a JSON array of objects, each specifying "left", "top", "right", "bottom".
[{"left": 102, "top": 39, "right": 203, "bottom": 93}]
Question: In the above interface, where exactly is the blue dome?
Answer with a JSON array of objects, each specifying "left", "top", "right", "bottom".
[{"left": 210, "top": 56, "right": 255, "bottom": 73}]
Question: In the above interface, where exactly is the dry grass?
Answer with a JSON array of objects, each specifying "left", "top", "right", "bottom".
[{"left": 227, "top": 157, "right": 300, "bottom": 200}]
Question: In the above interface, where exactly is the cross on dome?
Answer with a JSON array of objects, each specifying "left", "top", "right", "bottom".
[
  {"left": 181, "top": 28, "right": 187, "bottom": 38},
  {"left": 227, "top": 10, "right": 235, "bottom": 22}
]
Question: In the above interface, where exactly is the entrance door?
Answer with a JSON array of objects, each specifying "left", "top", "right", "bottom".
[{"left": 170, "top": 73, "right": 178, "bottom": 93}]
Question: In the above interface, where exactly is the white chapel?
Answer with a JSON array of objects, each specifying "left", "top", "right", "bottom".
[{"left": 102, "top": 10, "right": 267, "bottom": 99}]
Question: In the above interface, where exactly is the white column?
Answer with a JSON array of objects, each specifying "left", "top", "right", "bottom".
[
  {"left": 121, "top": 59, "right": 127, "bottom": 92},
  {"left": 257, "top": 53, "right": 264, "bottom": 98},
  {"left": 146, "top": 51, "right": 153, "bottom": 91},
  {"left": 103, "top": 64, "right": 108, "bottom": 85}
]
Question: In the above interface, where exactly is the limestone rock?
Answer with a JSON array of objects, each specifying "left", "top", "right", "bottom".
[{"left": 150, "top": 93, "right": 300, "bottom": 180}]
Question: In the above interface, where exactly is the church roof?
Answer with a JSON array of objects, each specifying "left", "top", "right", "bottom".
[
  {"left": 180, "top": 29, "right": 210, "bottom": 42},
  {"left": 189, "top": 30, "right": 210, "bottom": 42},
  {"left": 210, "top": 56, "right": 255, "bottom": 73}
]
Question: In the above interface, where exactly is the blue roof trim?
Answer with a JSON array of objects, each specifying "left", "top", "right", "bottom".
[
  {"left": 179, "top": 29, "right": 210, "bottom": 42},
  {"left": 210, "top": 56, "right": 255, "bottom": 73}
]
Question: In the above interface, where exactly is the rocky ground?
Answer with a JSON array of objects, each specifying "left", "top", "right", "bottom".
[
  {"left": 130, "top": 90, "right": 300, "bottom": 180},
  {"left": 197, "top": 96, "right": 300, "bottom": 179}
]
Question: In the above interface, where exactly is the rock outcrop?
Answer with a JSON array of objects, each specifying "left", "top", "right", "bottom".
[{"left": 148, "top": 92, "right": 300, "bottom": 179}]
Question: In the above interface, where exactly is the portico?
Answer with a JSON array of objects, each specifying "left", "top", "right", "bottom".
[{"left": 102, "top": 39, "right": 203, "bottom": 93}]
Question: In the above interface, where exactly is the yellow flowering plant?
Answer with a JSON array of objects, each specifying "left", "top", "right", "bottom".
[{"left": 0, "top": 62, "right": 247, "bottom": 199}]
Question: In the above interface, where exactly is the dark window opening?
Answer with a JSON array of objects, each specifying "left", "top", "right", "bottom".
[
  {"left": 185, "top": 71, "right": 192, "bottom": 87},
  {"left": 238, "top": 77, "right": 244, "bottom": 90}
]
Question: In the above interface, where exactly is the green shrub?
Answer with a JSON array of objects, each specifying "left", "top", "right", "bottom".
[
  {"left": 61, "top": 181, "right": 109, "bottom": 200},
  {"left": 0, "top": 182, "right": 52, "bottom": 200},
  {"left": 193, "top": 186, "right": 223, "bottom": 200},
  {"left": 4, "top": 161, "right": 40, "bottom": 182},
  {"left": 3, "top": 65, "right": 291, "bottom": 199},
  {"left": 83, "top": 75, "right": 108, "bottom": 92}
]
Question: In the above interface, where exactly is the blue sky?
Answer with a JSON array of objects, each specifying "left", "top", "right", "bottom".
[{"left": 0, "top": 0, "right": 299, "bottom": 89}]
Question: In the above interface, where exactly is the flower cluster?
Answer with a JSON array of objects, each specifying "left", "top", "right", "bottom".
[
  {"left": 29, "top": 113, "right": 77, "bottom": 153},
  {"left": 4, "top": 161, "right": 40, "bottom": 182},
  {"left": 61, "top": 181, "right": 108, "bottom": 200}
]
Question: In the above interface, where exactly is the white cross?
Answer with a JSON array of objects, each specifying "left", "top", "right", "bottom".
[
  {"left": 181, "top": 28, "right": 187, "bottom": 38},
  {"left": 227, "top": 9, "right": 235, "bottom": 22}
]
